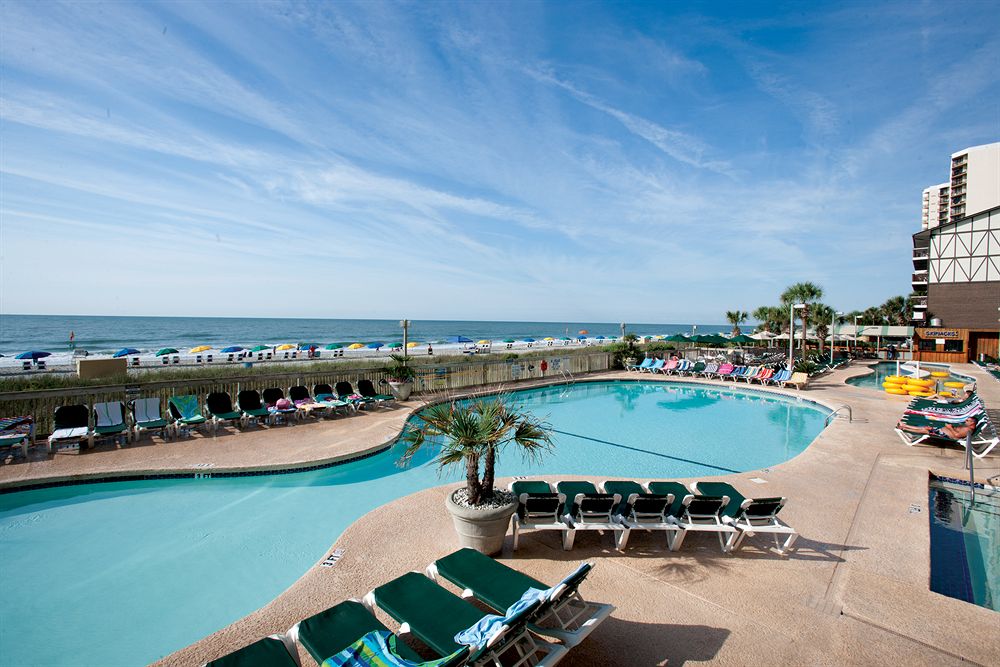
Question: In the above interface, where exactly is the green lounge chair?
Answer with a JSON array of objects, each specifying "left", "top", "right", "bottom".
[
  {"left": 600, "top": 480, "right": 679, "bottom": 549},
  {"left": 895, "top": 413, "right": 998, "bottom": 459},
  {"left": 47, "top": 404, "right": 93, "bottom": 454},
  {"left": 129, "top": 398, "right": 172, "bottom": 441},
  {"left": 288, "top": 599, "right": 430, "bottom": 665},
  {"left": 94, "top": 401, "right": 130, "bottom": 445},
  {"left": 555, "top": 481, "right": 623, "bottom": 551},
  {"left": 0, "top": 416, "right": 33, "bottom": 458},
  {"left": 509, "top": 480, "right": 569, "bottom": 551},
  {"left": 366, "top": 572, "right": 566, "bottom": 666},
  {"left": 336, "top": 381, "right": 376, "bottom": 409},
  {"left": 358, "top": 379, "right": 394, "bottom": 406},
  {"left": 206, "top": 392, "right": 245, "bottom": 435},
  {"left": 427, "top": 548, "right": 614, "bottom": 648},
  {"left": 692, "top": 481, "right": 797, "bottom": 554},
  {"left": 237, "top": 390, "right": 272, "bottom": 427},
  {"left": 313, "top": 383, "right": 354, "bottom": 413},
  {"left": 168, "top": 395, "right": 208, "bottom": 437},
  {"left": 203, "top": 634, "right": 300, "bottom": 667},
  {"left": 646, "top": 481, "right": 737, "bottom": 552}
]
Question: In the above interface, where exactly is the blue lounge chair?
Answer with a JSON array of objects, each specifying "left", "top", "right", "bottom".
[{"left": 626, "top": 357, "right": 654, "bottom": 372}]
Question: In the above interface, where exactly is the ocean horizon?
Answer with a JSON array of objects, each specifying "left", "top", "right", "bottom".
[{"left": 0, "top": 314, "right": 732, "bottom": 357}]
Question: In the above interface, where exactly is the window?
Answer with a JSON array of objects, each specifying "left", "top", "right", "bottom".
[
  {"left": 919, "top": 340, "right": 936, "bottom": 351},
  {"left": 943, "top": 340, "right": 964, "bottom": 353}
]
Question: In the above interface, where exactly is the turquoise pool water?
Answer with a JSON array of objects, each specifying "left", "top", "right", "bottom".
[
  {"left": 0, "top": 381, "right": 829, "bottom": 666},
  {"left": 846, "top": 362, "right": 973, "bottom": 390},
  {"left": 929, "top": 478, "right": 999, "bottom": 611}
]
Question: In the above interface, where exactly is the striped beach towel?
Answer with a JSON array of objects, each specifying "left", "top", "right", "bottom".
[{"left": 321, "top": 630, "right": 462, "bottom": 667}]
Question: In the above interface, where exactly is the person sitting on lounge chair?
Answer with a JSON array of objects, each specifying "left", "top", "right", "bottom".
[{"left": 896, "top": 416, "right": 977, "bottom": 440}]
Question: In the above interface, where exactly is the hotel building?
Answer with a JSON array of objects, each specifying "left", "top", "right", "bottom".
[{"left": 911, "top": 141, "right": 1000, "bottom": 362}]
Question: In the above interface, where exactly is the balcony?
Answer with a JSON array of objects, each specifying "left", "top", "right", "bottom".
[
  {"left": 912, "top": 247, "right": 929, "bottom": 259},
  {"left": 911, "top": 310, "right": 926, "bottom": 321},
  {"left": 911, "top": 295, "right": 927, "bottom": 308},
  {"left": 912, "top": 271, "right": 928, "bottom": 286}
]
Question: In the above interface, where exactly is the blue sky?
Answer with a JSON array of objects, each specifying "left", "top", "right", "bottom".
[{"left": 1, "top": 1, "right": 998, "bottom": 323}]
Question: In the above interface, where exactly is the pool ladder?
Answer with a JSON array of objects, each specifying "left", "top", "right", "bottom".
[
  {"left": 559, "top": 368, "right": 575, "bottom": 384},
  {"left": 825, "top": 405, "right": 853, "bottom": 425}
]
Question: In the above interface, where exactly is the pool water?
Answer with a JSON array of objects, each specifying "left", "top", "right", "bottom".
[
  {"left": 928, "top": 478, "right": 999, "bottom": 611},
  {"left": 0, "top": 381, "right": 829, "bottom": 666},
  {"left": 847, "top": 362, "right": 973, "bottom": 391}
]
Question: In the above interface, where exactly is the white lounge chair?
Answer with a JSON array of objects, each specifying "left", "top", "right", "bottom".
[
  {"left": 509, "top": 480, "right": 569, "bottom": 551},
  {"left": 130, "top": 398, "right": 173, "bottom": 441},
  {"left": 48, "top": 404, "right": 94, "bottom": 453},
  {"left": 647, "top": 482, "right": 737, "bottom": 552},
  {"left": 692, "top": 481, "right": 798, "bottom": 554},
  {"left": 556, "top": 481, "right": 624, "bottom": 551},
  {"left": 94, "top": 401, "right": 131, "bottom": 445},
  {"left": 601, "top": 480, "right": 680, "bottom": 549}
]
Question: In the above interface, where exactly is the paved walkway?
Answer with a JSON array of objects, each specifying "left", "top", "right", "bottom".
[{"left": 4, "top": 365, "right": 998, "bottom": 666}]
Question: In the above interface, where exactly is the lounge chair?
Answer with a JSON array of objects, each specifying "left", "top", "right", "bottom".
[
  {"left": 262, "top": 388, "right": 298, "bottom": 424},
  {"left": 206, "top": 392, "right": 244, "bottom": 434},
  {"left": 692, "top": 481, "right": 797, "bottom": 554},
  {"left": 288, "top": 599, "right": 433, "bottom": 666},
  {"left": 668, "top": 359, "right": 691, "bottom": 375},
  {"left": 357, "top": 379, "right": 394, "bottom": 406},
  {"left": 699, "top": 363, "right": 720, "bottom": 378},
  {"left": 48, "top": 404, "right": 94, "bottom": 453},
  {"left": 335, "top": 381, "right": 376, "bottom": 409},
  {"left": 203, "top": 635, "right": 300, "bottom": 667},
  {"left": 641, "top": 359, "right": 665, "bottom": 373},
  {"left": 780, "top": 372, "right": 809, "bottom": 389},
  {"left": 738, "top": 366, "right": 759, "bottom": 382},
  {"left": 766, "top": 369, "right": 791, "bottom": 385},
  {"left": 312, "top": 384, "right": 353, "bottom": 413},
  {"left": 626, "top": 358, "right": 654, "bottom": 372},
  {"left": 657, "top": 359, "right": 679, "bottom": 374},
  {"left": 427, "top": 548, "right": 614, "bottom": 648},
  {"left": 0, "top": 416, "right": 33, "bottom": 458},
  {"left": 94, "top": 401, "right": 130, "bottom": 445},
  {"left": 509, "top": 480, "right": 569, "bottom": 551},
  {"left": 711, "top": 363, "right": 732, "bottom": 378},
  {"left": 753, "top": 368, "right": 776, "bottom": 384},
  {"left": 685, "top": 361, "right": 707, "bottom": 376},
  {"left": 236, "top": 390, "right": 272, "bottom": 427},
  {"left": 600, "top": 480, "right": 679, "bottom": 549},
  {"left": 168, "top": 395, "right": 209, "bottom": 437},
  {"left": 129, "top": 398, "right": 172, "bottom": 441},
  {"left": 287, "top": 385, "right": 333, "bottom": 418},
  {"left": 555, "top": 481, "right": 623, "bottom": 550},
  {"left": 646, "top": 481, "right": 737, "bottom": 552},
  {"left": 724, "top": 365, "right": 746, "bottom": 381},
  {"left": 365, "top": 571, "right": 566, "bottom": 666},
  {"left": 895, "top": 413, "right": 998, "bottom": 458}
]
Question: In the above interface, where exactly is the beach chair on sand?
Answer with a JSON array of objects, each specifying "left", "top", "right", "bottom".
[
  {"left": 364, "top": 572, "right": 566, "bottom": 666},
  {"left": 206, "top": 392, "right": 245, "bottom": 434},
  {"left": 556, "top": 481, "right": 624, "bottom": 551},
  {"left": 510, "top": 480, "right": 569, "bottom": 551},
  {"left": 168, "top": 395, "right": 209, "bottom": 437},
  {"left": 288, "top": 600, "right": 443, "bottom": 667},
  {"left": 262, "top": 388, "right": 298, "bottom": 424},
  {"left": 48, "top": 404, "right": 93, "bottom": 453},
  {"left": 94, "top": 401, "right": 130, "bottom": 445},
  {"left": 237, "top": 390, "right": 272, "bottom": 427},
  {"left": 647, "top": 481, "right": 737, "bottom": 552},
  {"left": 692, "top": 481, "right": 797, "bottom": 554},
  {"left": 203, "top": 634, "right": 300, "bottom": 667},
  {"left": 130, "top": 398, "right": 172, "bottom": 441},
  {"left": 357, "top": 379, "right": 393, "bottom": 406},
  {"left": 312, "top": 384, "right": 353, "bottom": 413},
  {"left": 600, "top": 480, "right": 679, "bottom": 549},
  {"left": 427, "top": 548, "right": 615, "bottom": 648}
]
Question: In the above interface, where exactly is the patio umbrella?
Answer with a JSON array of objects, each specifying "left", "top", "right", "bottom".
[
  {"left": 220, "top": 346, "right": 244, "bottom": 353},
  {"left": 446, "top": 336, "right": 473, "bottom": 343},
  {"left": 366, "top": 342, "right": 384, "bottom": 349},
  {"left": 155, "top": 348, "right": 178, "bottom": 356},
  {"left": 250, "top": 345, "right": 271, "bottom": 352},
  {"left": 325, "top": 343, "right": 344, "bottom": 350},
  {"left": 190, "top": 345, "right": 212, "bottom": 353},
  {"left": 348, "top": 343, "right": 365, "bottom": 350},
  {"left": 406, "top": 342, "right": 421, "bottom": 348},
  {"left": 578, "top": 330, "right": 589, "bottom": 335},
  {"left": 113, "top": 348, "right": 141, "bottom": 358},
  {"left": 729, "top": 334, "right": 755, "bottom": 344},
  {"left": 703, "top": 334, "right": 728, "bottom": 345},
  {"left": 502, "top": 339, "right": 516, "bottom": 343},
  {"left": 387, "top": 342, "right": 403, "bottom": 349},
  {"left": 15, "top": 351, "right": 51, "bottom": 360},
  {"left": 666, "top": 334, "right": 689, "bottom": 343},
  {"left": 276, "top": 344, "right": 296, "bottom": 351}
]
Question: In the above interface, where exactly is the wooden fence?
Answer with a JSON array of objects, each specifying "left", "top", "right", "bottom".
[{"left": 0, "top": 352, "right": 611, "bottom": 437}]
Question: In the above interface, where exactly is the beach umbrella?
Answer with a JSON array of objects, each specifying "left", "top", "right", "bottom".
[
  {"left": 502, "top": 339, "right": 516, "bottom": 343},
  {"left": 522, "top": 338, "right": 536, "bottom": 343},
  {"left": 190, "top": 345, "right": 212, "bottom": 353},
  {"left": 324, "top": 343, "right": 344, "bottom": 350},
  {"left": 366, "top": 342, "right": 384, "bottom": 349},
  {"left": 477, "top": 339, "right": 491, "bottom": 345},
  {"left": 221, "top": 346, "right": 244, "bottom": 353},
  {"left": 276, "top": 344, "right": 296, "bottom": 351},
  {"left": 595, "top": 336, "right": 606, "bottom": 340},
  {"left": 446, "top": 336, "right": 473, "bottom": 343},
  {"left": 607, "top": 336, "right": 617, "bottom": 341},
  {"left": 543, "top": 337, "right": 555, "bottom": 341},
  {"left": 348, "top": 343, "right": 365, "bottom": 350},
  {"left": 561, "top": 337, "right": 572, "bottom": 341},
  {"left": 406, "top": 342, "right": 421, "bottom": 348},
  {"left": 298, "top": 343, "right": 319, "bottom": 349},
  {"left": 113, "top": 348, "right": 141, "bottom": 358},
  {"left": 387, "top": 342, "right": 403, "bottom": 349},
  {"left": 575, "top": 335, "right": 586, "bottom": 340},
  {"left": 249, "top": 345, "right": 270, "bottom": 352},
  {"left": 15, "top": 351, "right": 51, "bottom": 360},
  {"left": 155, "top": 348, "right": 178, "bottom": 357},
  {"left": 579, "top": 330, "right": 589, "bottom": 335}
]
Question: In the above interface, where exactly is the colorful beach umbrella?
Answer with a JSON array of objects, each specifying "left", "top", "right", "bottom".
[
  {"left": 298, "top": 343, "right": 318, "bottom": 349},
  {"left": 250, "top": 345, "right": 271, "bottom": 352},
  {"left": 406, "top": 342, "right": 421, "bottom": 348},
  {"left": 221, "top": 346, "right": 244, "bottom": 353},
  {"left": 113, "top": 348, "right": 141, "bottom": 358},
  {"left": 366, "top": 342, "right": 384, "bottom": 349},
  {"left": 574, "top": 336, "right": 585, "bottom": 340},
  {"left": 387, "top": 342, "right": 403, "bottom": 349},
  {"left": 477, "top": 339, "right": 491, "bottom": 345},
  {"left": 446, "top": 336, "right": 473, "bottom": 343},
  {"left": 543, "top": 337, "right": 555, "bottom": 341},
  {"left": 325, "top": 343, "right": 344, "bottom": 350},
  {"left": 15, "top": 351, "right": 51, "bottom": 360},
  {"left": 595, "top": 336, "right": 605, "bottom": 340},
  {"left": 190, "top": 345, "right": 212, "bottom": 353},
  {"left": 522, "top": 338, "right": 536, "bottom": 343},
  {"left": 502, "top": 338, "right": 516, "bottom": 343},
  {"left": 155, "top": 348, "right": 178, "bottom": 356},
  {"left": 578, "top": 330, "right": 589, "bottom": 335},
  {"left": 276, "top": 344, "right": 296, "bottom": 351},
  {"left": 348, "top": 343, "right": 365, "bottom": 350}
]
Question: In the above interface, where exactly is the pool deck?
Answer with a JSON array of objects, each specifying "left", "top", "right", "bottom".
[{"left": 4, "top": 364, "right": 999, "bottom": 666}]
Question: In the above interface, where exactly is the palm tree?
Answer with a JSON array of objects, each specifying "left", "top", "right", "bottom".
[
  {"left": 399, "top": 395, "right": 552, "bottom": 505},
  {"left": 751, "top": 305, "right": 786, "bottom": 334},
  {"left": 725, "top": 310, "right": 748, "bottom": 336},
  {"left": 780, "top": 282, "right": 824, "bottom": 350},
  {"left": 880, "top": 295, "right": 910, "bottom": 326},
  {"left": 811, "top": 303, "right": 834, "bottom": 353}
]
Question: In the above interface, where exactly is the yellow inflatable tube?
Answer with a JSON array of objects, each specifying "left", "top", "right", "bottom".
[
  {"left": 909, "top": 390, "right": 934, "bottom": 397},
  {"left": 943, "top": 381, "right": 966, "bottom": 389},
  {"left": 930, "top": 371, "right": 949, "bottom": 378},
  {"left": 884, "top": 387, "right": 909, "bottom": 395}
]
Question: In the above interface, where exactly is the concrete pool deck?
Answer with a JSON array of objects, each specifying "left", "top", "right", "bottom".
[{"left": 3, "top": 364, "right": 999, "bottom": 666}]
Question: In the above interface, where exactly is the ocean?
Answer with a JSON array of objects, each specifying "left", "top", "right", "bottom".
[{"left": 0, "top": 314, "right": 730, "bottom": 358}]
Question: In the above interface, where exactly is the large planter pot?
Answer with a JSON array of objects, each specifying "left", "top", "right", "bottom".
[
  {"left": 444, "top": 488, "right": 517, "bottom": 555},
  {"left": 387, "top": 380, "right": 413, "bottom": 400}
]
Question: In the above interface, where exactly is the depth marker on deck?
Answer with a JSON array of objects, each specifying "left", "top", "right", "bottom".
[{"left": 321, "top": 548, "right": 345, "bottom": 568}]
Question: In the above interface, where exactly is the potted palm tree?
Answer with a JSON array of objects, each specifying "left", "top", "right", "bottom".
[
  {"left": 399, "top": 395, "right": 552, "bottom": 554},
  {"left": 381, "top": 354, "right": 417, "bottom": 400}
]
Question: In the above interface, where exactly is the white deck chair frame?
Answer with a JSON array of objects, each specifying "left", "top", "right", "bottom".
[
  {"left": 609, "top": 491, "right": 681, "bottom": 550},
  {"left": 726, "top": 498, "right": 798, "bottom": 554},
  {"left": 561, "top": 492, "right": 624, "bottom": 550},
  {"left": 131, "top": 398, "right": 173, "bottom": 441},
  {"left": 510, "top": 486, "right": 570, "bottom": 551},
  {"left": 665, "top": 494, "right": 738, "bottom": 552},
  {"left": 94, "top": 401, "right": 131, "bottom": 445}
]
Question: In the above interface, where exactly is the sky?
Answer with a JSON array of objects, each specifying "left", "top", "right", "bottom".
[{"left": 1, "top": 1, "right": 998, "bottom": 323}]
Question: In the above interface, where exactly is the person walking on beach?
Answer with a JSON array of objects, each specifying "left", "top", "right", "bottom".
[{"left": 427, "top": 344, "right": 433, "bottom": 356}]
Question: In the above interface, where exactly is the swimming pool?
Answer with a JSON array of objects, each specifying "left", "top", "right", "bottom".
[
  {"left": 0, "top": 381, "right": 830, "bottom": 666},
  {"left": 928, "top": 477, "right": 999, "bottom": 611},
  {"left": 847, "top": 362, "right": 973, "bottom": 390}
]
